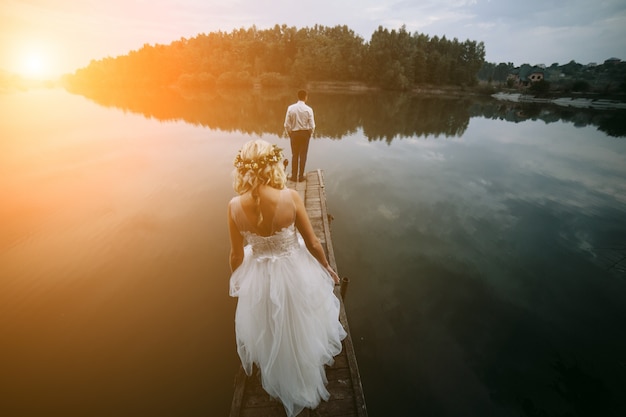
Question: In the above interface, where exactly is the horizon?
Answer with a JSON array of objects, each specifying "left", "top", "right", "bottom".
[
  {"left": 2, "top": 1, "right": 625, "bottom": 80},
  {"left": 1, "top": 24, "right": 623, "bottom": 82}
]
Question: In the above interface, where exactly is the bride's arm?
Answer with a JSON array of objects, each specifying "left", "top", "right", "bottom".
[
  {"left": 228, "top": 201, "right": 244, "bottom": 272},
  {"left": 292, "top": 190, "right": 340, "bottom": 284}
]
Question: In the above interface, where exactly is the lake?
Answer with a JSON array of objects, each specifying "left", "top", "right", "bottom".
[{"left": 1, "top": 87, "right": 625, "bottom": 417}]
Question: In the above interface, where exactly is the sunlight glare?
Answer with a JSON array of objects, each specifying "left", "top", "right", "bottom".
[
  {"left": 13, "top": 40, "right": 58, "bottom": 79},
  {"left": 24, "top": 53, "right": 44, "bottom": 77}
]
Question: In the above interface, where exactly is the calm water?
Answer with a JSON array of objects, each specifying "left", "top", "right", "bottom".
[{"left": 1, "top": 87, "right": 625, "bottom": 417}]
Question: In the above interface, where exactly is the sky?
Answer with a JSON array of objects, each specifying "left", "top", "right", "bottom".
[{"left": 1, "top": 0, "right": 625, "bottom": 79}]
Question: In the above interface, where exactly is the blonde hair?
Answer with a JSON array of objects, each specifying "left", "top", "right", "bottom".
[{"left": 232, "top": 140, "right": 287, "bottom": 226}]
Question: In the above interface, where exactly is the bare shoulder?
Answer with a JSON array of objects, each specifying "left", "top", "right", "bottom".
[
  {"left": 227, "top": 196, "right": 240, "bottom": 218},
  {"left": 228, "top": 195, "right": 240, "bottom": 208},
  {"left": 288, "top": 188, "right": 303, "bottom": 205}
]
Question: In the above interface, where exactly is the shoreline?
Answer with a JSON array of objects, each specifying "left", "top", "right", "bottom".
[
  {"left": 306, "top": 81, "right": 626, "bottom": 108},
  {"left": 491, "top": 92, "right": 626, "bottom": 110}
]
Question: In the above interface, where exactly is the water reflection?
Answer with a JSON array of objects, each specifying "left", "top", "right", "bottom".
[
  {"left": 0, "top": 90, "right": 243, "bottom": 417},
  {"left": 65, "top": 85, "right": 626, "bottom": 140},
  {"left": 3, "top": 88, "right": 626, "bottom": 417},
  {"left": 320, "top": 121, "right": 626, "bottom": 416}
]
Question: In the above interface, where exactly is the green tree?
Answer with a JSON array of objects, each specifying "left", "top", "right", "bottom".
[
  {"left": 529, "top": 79, "right": 550, "bottom": 95},
  {"left": 65, "top": 23, "right": 486, "bottom": 91}
]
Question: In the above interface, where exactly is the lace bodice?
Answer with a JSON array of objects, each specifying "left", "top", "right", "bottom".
[
  {"left": 230, "top": 188, "right": 300, "bottom": 261},
  {"left": 242, "top": 224, "right": 300, "bottom": 260}
]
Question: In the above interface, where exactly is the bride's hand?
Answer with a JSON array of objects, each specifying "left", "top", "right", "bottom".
[{"left": 326, "top": 266, "right": 340, "bottom": 285}]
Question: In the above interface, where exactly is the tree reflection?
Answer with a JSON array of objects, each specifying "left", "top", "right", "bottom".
[
  {"left": 64, "top": 85, "right": 626, "bottom": 140},
  {"left": 479, "top": 101, "right": 626, "bottom": 137}
]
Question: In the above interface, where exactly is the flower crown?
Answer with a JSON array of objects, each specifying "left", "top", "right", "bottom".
[{"left": 234, "top": 144, "right": 283, "bottom": 171}]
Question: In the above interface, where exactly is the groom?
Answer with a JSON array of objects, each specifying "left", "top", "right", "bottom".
[{"left": 284, "top": 89, "right": 315, "bottom": 182}]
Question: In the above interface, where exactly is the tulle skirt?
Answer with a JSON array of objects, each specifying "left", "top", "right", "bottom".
[{"left": 230, "top": 239, "right": 347, "bottom": 417}]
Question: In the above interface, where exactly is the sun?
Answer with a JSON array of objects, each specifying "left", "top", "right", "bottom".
[
  {"left": 19, "top": 50, "right": 48, "bottom": 78},
  {"left": 22, "top": 52, "right": 44, "bottom": 77},
  {"left": 12, "top": 40, "right": 59, "bottom": 79}
]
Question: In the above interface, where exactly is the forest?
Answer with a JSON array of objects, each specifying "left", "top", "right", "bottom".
[{"left": 63, "top": 24, "right": 486, "bottom": 91}]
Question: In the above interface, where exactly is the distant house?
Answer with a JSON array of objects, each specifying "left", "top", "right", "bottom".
[
  {"left": 527, "top": 69, "right": 544, "bottom": 83},
  {"left": 508, "top": 66, "right": 544, "bottom": 88}
]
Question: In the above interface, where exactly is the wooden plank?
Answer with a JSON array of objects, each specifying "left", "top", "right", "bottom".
[
  {"left": 313, "top": 170, "right": 368, "bottom": 417},
  {"left": 229, "top": 366, "right": 248, "bottom": 417}
]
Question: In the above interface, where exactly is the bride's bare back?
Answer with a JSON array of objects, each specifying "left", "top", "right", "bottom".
[{"left": 237, "top": 185, "right": 296, "bottom": 237}]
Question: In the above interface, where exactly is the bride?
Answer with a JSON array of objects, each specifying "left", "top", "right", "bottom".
[{"left": 227, "top": 139, "right": 347, "bottom": 417}]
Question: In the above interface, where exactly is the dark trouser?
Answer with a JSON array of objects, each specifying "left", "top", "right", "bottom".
[{"left": 289, "top": 130, "right": 311, "bottom": 179}]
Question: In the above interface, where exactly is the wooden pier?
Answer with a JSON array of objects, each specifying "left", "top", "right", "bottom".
[{"left": 229, "top": 170, "right": 367, "bottom": 417}]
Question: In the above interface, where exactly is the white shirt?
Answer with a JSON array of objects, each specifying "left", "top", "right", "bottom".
[{"left": 284, "top": 100, "right": 315, "bottom": 133}]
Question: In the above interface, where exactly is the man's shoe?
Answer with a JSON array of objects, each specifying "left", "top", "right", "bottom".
[{"left": 298, "top": 176, "right": 306, "bottom": 182}]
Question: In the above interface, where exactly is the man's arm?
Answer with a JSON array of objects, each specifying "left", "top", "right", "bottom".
[
  {"left": 284, "top": 107, "right": 294, "bottom": 133},
  {"left": 309, "top": 107, "right": 315, "bottom": 133}
]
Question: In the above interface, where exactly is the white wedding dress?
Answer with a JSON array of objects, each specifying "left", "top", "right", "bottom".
[{"left": 229, "top": 188, "right": 347, "bottom": 417}]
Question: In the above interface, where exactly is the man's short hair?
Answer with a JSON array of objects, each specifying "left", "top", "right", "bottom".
[{"left": 297, "top": 90, "right": 307, "bottom": 100}]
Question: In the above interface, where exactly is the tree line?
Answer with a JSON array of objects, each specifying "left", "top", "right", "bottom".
[{"left": 64, "top": 24, "right": 486, "bottom": 91}]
